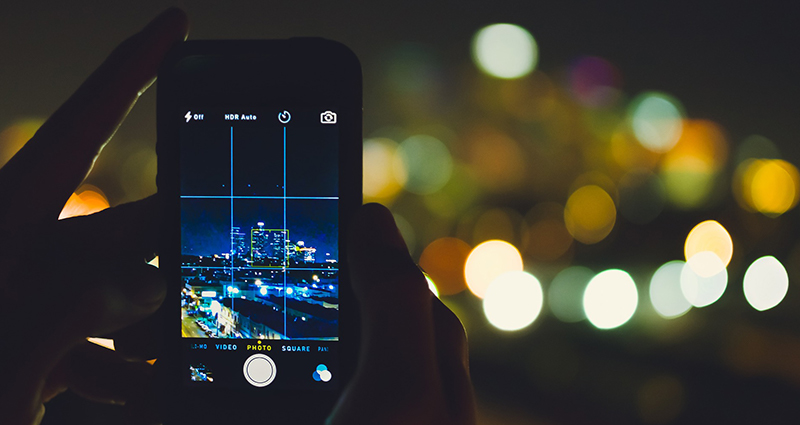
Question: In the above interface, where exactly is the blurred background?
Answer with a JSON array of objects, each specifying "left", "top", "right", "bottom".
[{"left": 4, "top": 1, "right": 800, "bottom": 423}]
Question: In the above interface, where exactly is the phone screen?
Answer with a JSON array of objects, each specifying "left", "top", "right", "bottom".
[{"left": 178, "top": 106, "right": 340, "bottom": 390}]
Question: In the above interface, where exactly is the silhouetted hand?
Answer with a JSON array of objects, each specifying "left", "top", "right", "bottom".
[
  {"left": 0, "top": 8, "right": 189, "bottom": 425},
  {"left": 330, "top": 203, "right": 476, "bottom": 425},
  {"left": 0, "top": 9, "right": 475, "bottom": 425}
]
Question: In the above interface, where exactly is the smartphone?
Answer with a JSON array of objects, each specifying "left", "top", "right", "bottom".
[{"left": 156, "top": 39, "right": 361, "bottom": 424}]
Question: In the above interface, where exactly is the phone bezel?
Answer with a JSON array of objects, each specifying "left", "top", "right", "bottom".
[{"left": 156, "top": 39, "right": 362, "bottom": 423}]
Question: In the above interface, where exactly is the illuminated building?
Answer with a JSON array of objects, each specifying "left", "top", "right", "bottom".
[
  {"left": 230, "top": 226, "right": 248, "bottom": 258},
  {"left": 251, "top": 225, "right": 288, "bottom": 266}
]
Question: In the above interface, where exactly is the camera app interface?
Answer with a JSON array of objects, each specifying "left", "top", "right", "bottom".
[{"left": 179, "top": 107, "right": 339, "bottom": 390}]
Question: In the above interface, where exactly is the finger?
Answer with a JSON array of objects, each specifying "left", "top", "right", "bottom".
[
  {"left": 347, "top": 204, "right": 437, "bottom": 362},
  {"left": 2, "top": 263, "right": 164, "bottom": 425},
  {"left": 55, "top": 195, "right": 161, "bottom": 261},
  {"left": 432, "top": 298, "right": 476, "bottom": 423},
  {"left": 65, "top": 342, "right": 154, "bottom": 406},
  {"left": 0, "top": 8, "right": 188, "bottom": 224},
  {"left": 107, "top": 312, "right": 162, "bottom": 361}
]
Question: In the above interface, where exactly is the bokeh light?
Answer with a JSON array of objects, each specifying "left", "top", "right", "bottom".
[
  {"left": 548, "top": 266, "right": 593, "bottom": 323},
  {"left": 569, "top": 56, "right": 621, "bottom": 108},
  {"left": 583, "top": 269, "right": 638, "bottom": 329},
  {"left": 472, "top": 23, "right": 538, "bottom": 79},
  {"left": 564, "top": 185, "right": 616, "bottom": 244},
  {"left": 363, "top": 137, "right": 404, "bottom": 202},
  {"left": 419, "top": 237, "right": 472, "bottom": 295},
  {"left": 743, "top": 256, "right": 789, "bottom": 311},
  {"left": 465, "top": 240, "right": 523, "bottom": 298},
  {"left": 393, "top": 134, "right": 453, "bottom": 195},
  {"left": 680, "top": 255, "right": 727, "bottom": 307},
  {"left": 59, "top": 184, "right": 110, "bottom": 220},
  {"left": 628, "top": 92, "right": 684, "bottom": 153},
  {"left": 737, "top": 159, "right": 800, "bottom": 217},
  {"left": 684, "top": 220, "right": 733, "bottom": 276},
  {"left": 660, "top": 120, "right": 729, "bottom": 210},
  {"left": 523, "top": 202, "right": 573, "bottom": 262},
  {"left": 483, "top": 271, "right": 544, "bottom": 331},
  {"left": 649, "top": 261, "right": 692, "bottom": 319}
]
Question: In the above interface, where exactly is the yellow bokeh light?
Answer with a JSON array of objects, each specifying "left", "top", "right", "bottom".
[
  {"left": 59, "top": 184, "right": 110, "bottom": 220},
  {"left": 666, "top": 120, "right": 729, "bottom": 172},
  {"left": 746, "top": 159, "right": 800, "bottom": 216},
  {"left": 363, "top": 137, "right": 404, "bottom": 202},
  {"left": 684, "top": 220, "right": 733, "bottom": 276},
  {"left": 564, "top": 185, "right": 616, "bottom": 244},
  {"left": 483, "top": 271, "right": 544, "bottom": 331},
  {"left": 464, "top": 240, "right": 523, "bottom": 298},
  {"left": 472, "top": 23, "right": 538, "bottom": 79},
  {"left": 419, "top": 237, "right": 472, "bottom": 296}
]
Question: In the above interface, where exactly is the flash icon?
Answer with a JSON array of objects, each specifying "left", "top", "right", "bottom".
[{"left": 185, "top": 111, "right": 192, "bottom": 122}]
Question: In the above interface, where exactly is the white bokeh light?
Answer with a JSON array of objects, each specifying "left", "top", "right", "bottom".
[
  {"left": 465, "top": 240, "right": 524, "bottom": 298},
  {"left": 583, "top": 269, "right": 638, "bottom": 329},
  {"left": 743, "top": 256, "right": 789, "bottom": 311},
  {"left": 649, "top": 261, "right": 692, "bottom": 318},
  {"left": 472, "top": 23, "right": 538, "bottom": 79},
  {"left": 629, "top": 92, "right": 684, "bottom": 153},
  {"left": 483, "top": 271, "right": 544, "bottom": 331},
  {"left": 680, "top": 256, "right": 727, "bottom": 307}
]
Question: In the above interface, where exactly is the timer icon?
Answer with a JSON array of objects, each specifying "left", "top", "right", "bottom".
[{"left": 278, "top": 110, "right": 291, "bottom": 124}]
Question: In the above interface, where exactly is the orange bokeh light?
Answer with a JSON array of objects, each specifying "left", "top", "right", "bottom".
[{"left": 419, "top": 237, "right": 472, "bottom": 295}]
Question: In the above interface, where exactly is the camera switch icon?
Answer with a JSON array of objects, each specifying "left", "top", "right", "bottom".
[{"left": 320, "top": 110, "right": 337, "bottom": 124}]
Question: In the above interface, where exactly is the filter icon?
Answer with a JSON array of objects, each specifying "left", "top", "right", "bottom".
[{"left": 312, "top": 364, "right": 332, "bottom": 382}]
